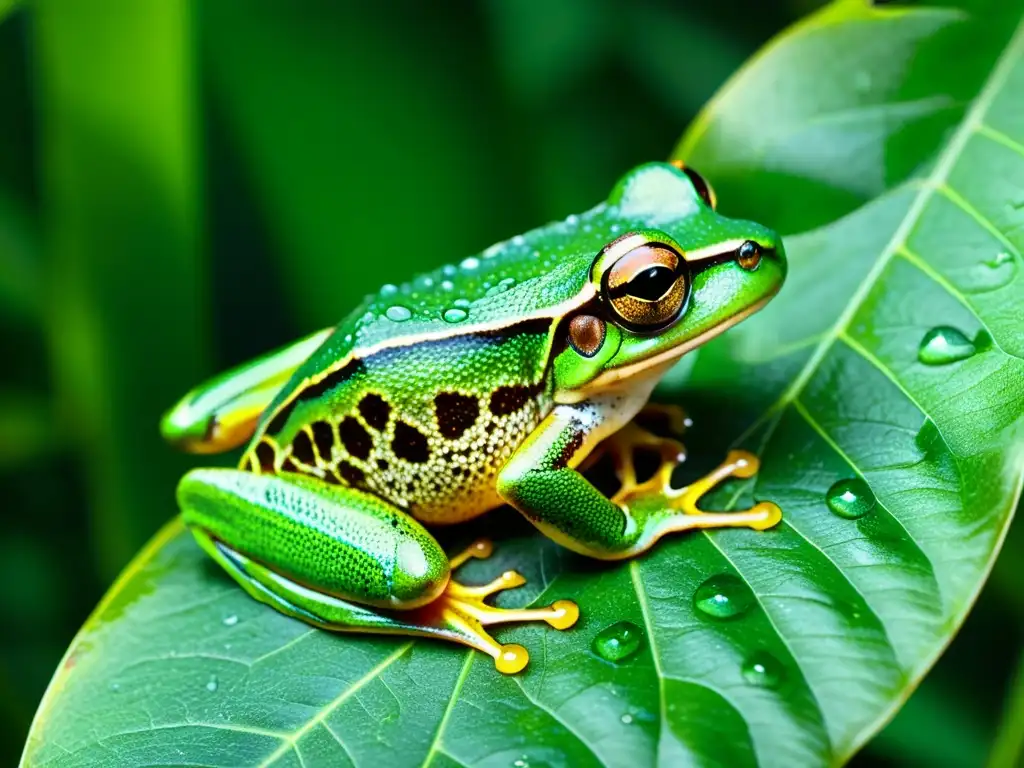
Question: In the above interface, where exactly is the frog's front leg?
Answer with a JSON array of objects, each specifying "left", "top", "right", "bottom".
[
  {"left": 179, "top": 470, "right": 577, "bottom": 673},
  {"left": 497, "top": 400, "right": 781, "bottom": 560}
]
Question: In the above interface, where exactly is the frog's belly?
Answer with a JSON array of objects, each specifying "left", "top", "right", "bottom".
[{"left": 354, "top": 390, "right": 549, "bottom": 525}]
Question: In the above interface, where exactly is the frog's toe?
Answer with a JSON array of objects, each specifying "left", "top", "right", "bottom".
[{"left": 409, "top": 540, "right": 579, "bottom": 674}]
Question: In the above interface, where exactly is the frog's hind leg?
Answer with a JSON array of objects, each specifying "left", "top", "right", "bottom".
[
  {"left": 180, "top": 469, "right": 577, "bottom": 673},
  {"left": 161, "top": 328, "right": 332, "bottom": 454}
]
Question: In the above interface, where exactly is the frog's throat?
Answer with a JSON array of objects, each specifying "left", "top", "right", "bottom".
[{"left": 556, "top": 294, "right": 774, "bottom": 403}]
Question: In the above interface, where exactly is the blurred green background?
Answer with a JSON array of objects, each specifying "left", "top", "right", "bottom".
[{"left": 1, "top": 1, "right": 1021, "bottom": 765}]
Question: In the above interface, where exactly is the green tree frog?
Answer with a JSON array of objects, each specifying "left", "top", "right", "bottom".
[{"left": 162, "top": 162, "right": 786, "bottom": 674}]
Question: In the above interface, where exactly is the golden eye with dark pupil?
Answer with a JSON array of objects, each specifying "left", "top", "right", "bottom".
[
  {"left": 605, "top": 243, "right": 689, "bottom": 331},
  {"left": 620, "top": 265, "right": 677, "bottom": 301}
]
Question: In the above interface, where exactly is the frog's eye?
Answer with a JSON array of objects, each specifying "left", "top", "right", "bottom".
[
  {"left": 671, "top": 161, "right": 717, "bottom": 209},
  {"left": 604, "top": 243, "right": 689, "bottom": 331}
]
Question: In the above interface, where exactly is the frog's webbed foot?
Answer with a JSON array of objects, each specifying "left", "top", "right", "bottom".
[
  {"left": 638, "top": 450, "right": 782, "bottom": 547},
  {"left": 405, "top": 539, "right": 579, "bottom": 674}
]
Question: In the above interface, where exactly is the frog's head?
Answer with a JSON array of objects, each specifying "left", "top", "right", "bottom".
[{"left": 552, "top": 161, "right": 786, "bottom": 398}]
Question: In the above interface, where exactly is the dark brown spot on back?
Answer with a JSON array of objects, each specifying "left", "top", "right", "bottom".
[
  {"left": 359, "top": 393, "right": 391, "bottom": 431},
  {"left": 377, "top": 458, "right": 389, "bottom": 471},
  {"left": 281, "top": 457, "right": 299, "bottom": 473},
  {"left": 434, "top": 392, "right": 480, "bottom": 439},
  {"left": 338, "top": 461, "right": 366, "bottom": 487},
  {"left": 489, "top": 383, "right": 540, "bottom": 416},
  {"left": 340, "top": 416, "right": 372, "bottom": 460},
  {"left": 255, "top": 441, "right": 276, "bottom": 472},
  {"left": 393, "top": 421, "right": 430, "bottom": 463},
  {"left": 311, "top": 421, "right": 336, "bottom": 461},
  {"left": 291, "top": 430, "right": 315, "bottom": 465}
]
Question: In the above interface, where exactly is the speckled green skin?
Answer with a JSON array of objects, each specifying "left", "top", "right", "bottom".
[{"left": 172, "top": 162, "right": 786, "bottom": 631}]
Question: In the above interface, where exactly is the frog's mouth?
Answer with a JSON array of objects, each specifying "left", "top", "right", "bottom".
[{"left": 557, "top": 294, "right": 774, "bottom": 403}]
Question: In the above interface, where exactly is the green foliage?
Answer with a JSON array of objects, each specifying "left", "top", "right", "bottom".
[{"left": 18, "top": 1, "right": 1024, "bottom": 765}]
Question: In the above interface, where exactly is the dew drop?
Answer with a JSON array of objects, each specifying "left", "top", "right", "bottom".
[
  {"left": 414, "top": 275, "right": 434, "bottom": 290},
  {"left": 565, "top": 214, "right": 579, "bottom": 226},
  {"left": 513, "top": 758, "right": 529, "bottom": 768},
  {"left": 693, "top": 574, "right": 754, "bottom": 620},
  {"left": 826, "top": 478, "right": 876, "bottom": 520},
  {"left": 591, "top": 621, "right": 644, "bottom": 663},
  {"left": 441, "top": 264, "right": 458, "bottom": 277},
  {"left": 453, "top": 298, "right": 471, "bottom": 309},
  {"left": 205, "top": 675, "right": 219, "bottom": 692},
  {"left": 385, "top": 305, "right": 412, "bottom": 322},
  {"left": 222, "top": 614, "right": 239, "bottom": 627},
  {"left": 512, "top": 235, "right": 525, "bottom": 246},
  {"left": 620, "top": 713, "right": 634, "bottom": 725},
  {"left": 443, "top": 308, "right": 468, "bottom": 323},
  {"left": 918, "top": 326, "right": 976, "bottom": 365},
  {"left": 109, "top": 682, "right": 121, "bottom": 693},
  {"left": 441, "top": 280, "right": 455, "bottom": 291},
  {"left": 742, "top": 651, "right": 784, "bottom": 688},
  {"left": 380, "top": 283, "right": 398, "bottom": 297},
  {"left": 460, "top": 256, "right": 480, "bottom": 271}
]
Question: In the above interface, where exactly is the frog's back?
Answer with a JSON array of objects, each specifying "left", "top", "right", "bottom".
[{"left": 241, "top": 213, "right": 606, "bottom": 522}]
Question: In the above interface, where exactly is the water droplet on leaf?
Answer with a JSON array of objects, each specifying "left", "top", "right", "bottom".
[
  {"left": 742, "top": 652, "right": 784, "bottom": 688},
  {"left": 222, "top": 614, "right": 238, "bottom": 627},
  {"left": 385, "top": 306, "right": 412, "bottom": 322},
  {"left": 460, "top": 257, "right": 480, "bottom": 271},
  {"left": 443, "top": 308, "right": 468, "bottom": 323},
  {"left": 918, "top": 326, "right": 976, "bottom": 365},
  {"left": 826, "top": 478, "right": 876, "bottom": 519},
  {"left": 592, "top": 621, "right": 644, "bottom": 663},
  {"left": 205, "top": 675, "right": 218, "bottom": 692},
  {"left": 693, "top": 574, "right": 754, "bottom": 620}
]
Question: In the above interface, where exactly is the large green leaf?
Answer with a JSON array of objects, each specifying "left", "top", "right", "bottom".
[
  {"left": 22, "top": 1, "right": 1024, "bottom": 766},
  {"left": 677, "top": 0, "right": 1022, "bottom": 235}
]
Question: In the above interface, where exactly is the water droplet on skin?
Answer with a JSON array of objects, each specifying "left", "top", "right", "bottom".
[
  {"left": 454, "top": 298, "right": 471, "bottom": 309},
  {"left": 513, "top": 758, "right": 528, "bottom": 768},
  {"left": 205, "top": 676, "right": 219, "bottom": 692},
  {"left": 380, "top": 283, "right": 398, "bottom": 297},
  {"left": 826, "top": 478, "right": 876, "bottom": 519},
  {"left": 693, "top": 574, "right": 754, "bottom": 620},
  {"left": 109, "top": 683, "right": 121, "bottom": 693},
  {"left": 620, "top": 713, "right": 634, "bottom": 725},
  {"left": 742, "top": 652, "right": 784, "bottom": 688},
  {"left": 499, "top": 277, "right": 516, "bottom": 289},
  {"left": 414, "top": 275, "right": 434, "bottom": 290},
  {"left": 222, "top": 614, "right": 238, "bottom": 627},
  {"left": 460, "top": 257, "right": 480, "bottom": 271},
  {"left": 610, "top": 224, "right": 621, "bottom": 234},
  {"left": 918, "top": 326, "right": 976, "bottom": 365},
  {"left": 386, "top": 306, "right": 412, "bottom": 322},
  {"left": 442, "top": 264, "right": 458, "bottom": 277},
  {"left": 592, "top": 621, "right": 644, "bottom": 663},
  {"left": 440, "top": 280, "right": 455, "bottom": 291},
  {"left": 443, "top": 308, "right": 468, "bottom": 323},
  {"left": 512, "top": 235, "right": 525, "bottom": 246},
  {"left": 565, "top": 214, "right": 579, "bottom": 226}
]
